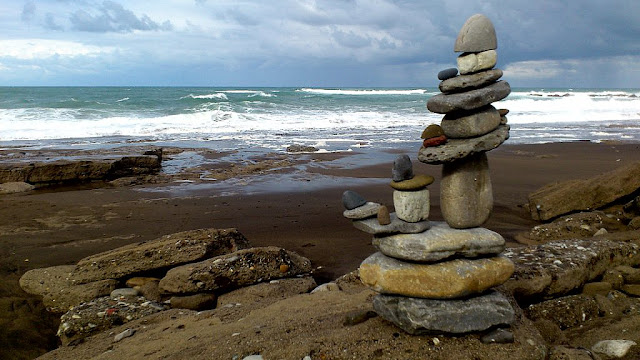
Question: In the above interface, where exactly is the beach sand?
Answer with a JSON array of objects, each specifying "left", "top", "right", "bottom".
[{"left": 2, "top": 141, "right": 640, "bottom": 359}]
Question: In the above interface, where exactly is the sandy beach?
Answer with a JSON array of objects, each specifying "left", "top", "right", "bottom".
[{"left": 2, "top": 141, "right": 640, "bottom": 359}]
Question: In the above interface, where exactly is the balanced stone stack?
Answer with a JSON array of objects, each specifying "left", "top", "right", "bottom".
[
  {"left": 343, "top": 153, "right": 515, "bottom": 334},
  {"left": 344, "top": 14, "right": 517, "bottom": 336}
]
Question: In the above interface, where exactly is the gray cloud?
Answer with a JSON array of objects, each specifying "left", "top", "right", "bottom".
[
  {"left": 70, "top": 1, "right": 172, "bottom": 32},
  {"left": 44, "top": 13, "right": 64, "bottom": 31},
  {"left": 21, "top": 1, "right": 36, "bottom": 22}
]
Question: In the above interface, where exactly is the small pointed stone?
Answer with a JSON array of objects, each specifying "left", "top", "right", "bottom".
[
  {"left": 377, "top": 205, "right": 391, "bottom": 225},
  {"left": 392, "top": 154, "right": 414, "bottom": 182},
  {"left": 342, "top": 190, "right": 367, "bottom": 210},
  {"left": 438, "top": 68, "right": 458, "bottom": 81},
  {"left": 498, "top": 108, "right": 509, "bottom": 116},
  {"left": 454, "top": 14, "right": 497, "bottom": 53}
]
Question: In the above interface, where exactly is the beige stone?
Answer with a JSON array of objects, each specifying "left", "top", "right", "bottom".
[
  {"left": 457, "top": 50, "right": 497, "bottom": 75},
  {"left": 359, "top": 252, "right": 514, "bottom": 299},
  {"left": 441, "top": 105, "right": 501, "bottom": 139},
  {"left": 393, "top": 189, "right": 430, "bottom": 223},
  {"left": 441, "top": 153, "right": 493, "bottom": 228}
]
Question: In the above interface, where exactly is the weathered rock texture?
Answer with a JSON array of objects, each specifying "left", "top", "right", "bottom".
[
  {"left": 0, "top": 154, "right": 161, "bottom": 186},
  {"left": 454, "top": 14, "right": 498, "bottom": 52},
  {"left": 159, "top": 246, "right": 312, "bottom": 294},
  {"left": 359, "top": 252, "right": 514, "bottom": 299},
  {"left": 439, "top": 69, "right": 503, "bottom": 93},
  {"left": 528, "top": 161, "right": 640, "bottom": 221},
  {"left": 19, "top": 265, "right": 117, "bottom": 313},
  {"left": 372, "top": 221, "right": 504, "bottom": 262},
  {"left": 373, "top": 290, "right": 514, "bottom": 334},
  {"left": 71, "top": 228, "right": 250, "bottom": 284},
  {"left": 426, "top": 81, "right": 510, "bottom": 114},
  {"left": 441, "top": 106, "right": 501, "bottom": 139},
  {"left": 418, "top": 124, "right": 509, "bottom": 164},
  {"left": 503, "top": 238, "right": 640, "bottom": 303}
]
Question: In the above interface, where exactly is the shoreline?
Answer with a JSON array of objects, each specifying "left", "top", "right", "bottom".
[{"left": 2, "top": 140, "right": 640, "bottom": 358}]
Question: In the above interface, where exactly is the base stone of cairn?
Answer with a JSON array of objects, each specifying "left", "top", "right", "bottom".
[{"left": 343, "top": 13, "right": 516, "bottom": 336}]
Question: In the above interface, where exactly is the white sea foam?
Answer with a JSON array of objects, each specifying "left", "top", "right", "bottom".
[
  {"left": 116, "top": 97, "right": 129, "bottom": 102},
  {"left": 181, "top": 93, "right": 229, "bottom": 100},
  {"left": 297, "top": 88, "right": 428, "bottom": 95}
]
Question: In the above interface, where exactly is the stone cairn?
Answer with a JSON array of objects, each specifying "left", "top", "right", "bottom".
[{"left": 342, "top": 14, "right": 516, "bottom": 335}]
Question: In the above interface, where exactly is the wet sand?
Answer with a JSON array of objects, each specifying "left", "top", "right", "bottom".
[{"left": 2, "top": 141, "right": 640, "bottom": 358}]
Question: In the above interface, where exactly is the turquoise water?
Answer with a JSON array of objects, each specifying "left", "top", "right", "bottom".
[{"left": 1, "top": 87, "right": 640, "bottom": 151}]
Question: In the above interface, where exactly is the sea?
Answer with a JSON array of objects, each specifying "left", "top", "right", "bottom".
[{"left": 1, "top": 87, "right": 640, "bottom": 153}]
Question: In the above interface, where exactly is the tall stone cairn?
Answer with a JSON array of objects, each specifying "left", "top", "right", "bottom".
[{"left": 342, "top": 14, "right": 516, "bottom": 336}]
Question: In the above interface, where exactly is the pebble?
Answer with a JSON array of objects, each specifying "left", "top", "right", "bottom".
[
  {"left": 390, "top": 174, "right": 434, "bottom": 191},
  {"left": 437, "top": 68, "right": 458, "bottom": 81},
  {"left": 454, "top": 14, "right": 497, "bottom": 53},
  {"left": 377, "top": 205, "right": 391, "bottom": 225},
  {"left": 392, "top": 154, "right": 414, "bottom": 182},
  {"left": 439, "top": 69, "right": 503, "bottom": 94},
  {"left": 441, "top": 105, "right": 501, "bottom": 139},
  {"left": 342, "top": 190, "right": 367, "bottom": 210},
  {"left": 591, "top": 340, "right": 637, "bottom": 358},
  {"left": 353, "top": 213, "right": 430, "bottom": 235},
  {"left": 359, "top": 252, "right": 514, "bottom": 298},
  {"left": 422, "top": 135, "right": 447, "bottom": 148},
  {"left": 242, "top": 355, "right": 264, "bottom": 360},
  {"left": 621, "top": 284, "right": 640, "bottom": 297},
  {"left": 441, "top": 153, "right": 493, "bottom": 228},
  {"left": 500, "top": 115, "right": 507, "bottom": 124},
  {"left": 498, "top": 108, "right": 509, "bottom": 116},
  {"left": 343, "top": 202, "right": 381, "bottom": 220},
  {"left": 343, "top": 309, "right": 377, "bottom": 326},
  {"left": 170, "top": 293, "right": 217, "bottom": 311},
  {"left": 393, "top": 189, "right": 430, "bottom": 223},
  {"left": 421, "top": 124, "right": 445, "bottom": 139},
  {"left": 311, "top": 282, "right": 340, "bottom": 294},
  {"left": 113, "top": 328, "right": 136, "bottom": 342},
  {"left": 480, "top": 328, "right": 515, "bottom": 344},
  {"left": 373, "top": 291, "right": 514, "bottom": 334},
  {"left": 110, "top": 288, "right": 139, "bottom": 298},
  {"left": 125, "top": 277, "right": 160, "bottom": 288},
  {"left": 457, "top": 49, "right": 497, "bottom": 75}
]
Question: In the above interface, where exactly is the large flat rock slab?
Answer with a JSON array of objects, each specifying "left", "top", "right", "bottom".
[
  {"left": 426, "top": 81, "right": 510, "bottom": 114},
  {"left": 528, "top": 161, "right": 640, "bottom": 221},
  {"left": 359, "top": 252, "right": 514, "bottom": 299},
  {"left": 159, "top": 246, "right": 312, "bottom": 294},
  {"left": 0, "top": 154, "right": 161, "bottom": 186},
  {"left": 372, "top": 221, "right": 504, "bottom": 262},
  {"left": 418, "top": 124, "right": 509, "bottom": 164},
  {"left": 71, "top": 228, "right": 250, "bottom": 284},
  {"left": 503, "top": 238, "right": 640, "bottom": 303},
  {"left": 19, "top": 265, "right": 117, "bottom": 313}
]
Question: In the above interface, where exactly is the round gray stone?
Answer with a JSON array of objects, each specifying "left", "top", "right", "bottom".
[
  {"left": 427, "top": 81, "right": 511, "bottom": 114},
  {"left": 439, "top": 69, "right": 503, "bottom": 94},
  {"left": 392, "top": 154, "right": 413, "bottom": 182},
  {"left": 454, "top": 14, "right": 498, "bottom": 53},
  {"left": 437, "top": 68, "right": 458, "bottom": 81},
  {"left": 342, "top": 190, "right": 367, "bottom": 210},
  {"left": 373, "top": 291, "right": 515, "bottom": 334},
  {"left": 418, "top": 124, "right": 509, "bottom": 164},
  {"left": 372, "top": 221, "right": 505, "bottom": 262},
  {"left": 441, "top": 105, "right": 501, "bottom": 139},
  {"left": 440, "top": 153, "right": 493, "bottom": 229}
]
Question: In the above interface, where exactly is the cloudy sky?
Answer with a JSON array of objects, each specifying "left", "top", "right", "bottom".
[{"left": 1, "top": 0, "right": 639, "bottom": 88}]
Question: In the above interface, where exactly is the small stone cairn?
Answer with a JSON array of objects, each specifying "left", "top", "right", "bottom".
[{"left": 343, "top": 14, "right": 516, "bottom": 335}]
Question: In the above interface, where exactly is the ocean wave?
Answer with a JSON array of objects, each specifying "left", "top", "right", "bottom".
[
  {"left": 116, "top": 97, "right": 129, "bottom": 102},
  {"left": 180, "top": 93, "right": 229, "bottom": 100},
  {"left": 297, "top": 88, "right": 428, "bottom": 95}
]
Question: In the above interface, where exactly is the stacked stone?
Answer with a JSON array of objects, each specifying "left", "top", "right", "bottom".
[
  {"left": 422, "top": 13, "right": 510, "bottom": 229},
  {"left": 343, "top": 14, "right": 517, "bottom": 336},
  {"left": 343, "top": 154, "right": 515, "bottom": 334}
]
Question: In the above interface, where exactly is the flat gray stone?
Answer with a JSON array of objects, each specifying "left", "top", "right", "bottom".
[
  {"left": 440, "top": 69, "right": 503, "bottom": 94},
  {"left": 343, "top": 202, "right": 381, "bottom": 219},
  {"left": 373, "top": 290, "right": 515, "bottom": 334},
  {"left": 441, "top": 105, "right": 501, "bottom": 139},
  {"left": 427, "top": 81, "right": 511, "bottom": 114},
  {"left": 373, "top": 221, "right": 504, "bottom": 262},
  {"left": 353, "top": 213, "right": 430, "bottom": 235},
  {"left": 418, "top": 124, "right": 509, "bottom": 164},
  {"left": 454, "top": 14, "right": 497, "bottom": 53},
  {"left": 441, "top": 153, "right": 493, "bottom": 229}
]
